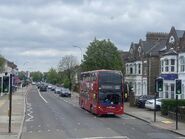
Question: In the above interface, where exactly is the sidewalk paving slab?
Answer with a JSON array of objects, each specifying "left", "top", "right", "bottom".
[
  {"left": 0, "top": 87, "right": 28, "bottom": 139},
  {"left": 124, "top": 102, "right": 185, "bottom": 137}
]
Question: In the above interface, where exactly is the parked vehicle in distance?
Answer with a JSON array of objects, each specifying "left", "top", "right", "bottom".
[
  {"left": 32, "top": 82, "right": 36, "bottom": 85},
  {"left": 135, "top": 95, "right": 154, "bottom": 108},
  {"left": 54, "top": 87, "right": 62, "bottom": 94},
  {"left": 47, "top": 85, "right": 52, "bottom": 89},
  {"left": 145, "top": 98, "right": 162, "bottom": 110},
  {"left": 39, "top": 84, "right": 47, "bottom": 92},
  {"left": 59, "top": 88, "right": 71, "bottom": 97},
  {"left": 36, "top": 82, "right": 41, "bottom": 89},
  {"left": 51, "top": 86, "right": 56, "bottom": 91}
]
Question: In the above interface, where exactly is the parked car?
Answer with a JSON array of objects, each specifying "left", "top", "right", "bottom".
[
  {"left": 135, "top": 95, "right": 154, "bottom": 108},
  {"left": 32, "top": 82, "right": 36, "bottom": 85},
  {"left": 39, "top": 84, "right": 47, "bottom": 92},
  {"left": 36, "top": 82, "right": 41, "bottom": 89},
  {"left": 145, "top": 98, "right": 162, "bottom": 110},
  {"left": 54, "top": 87, "right": 62, "bottom": 94},
  {"left": 59, "top": 88, "right": 71, "bottom": 97},
  {"left": 47, "top": 85, "right": 52, "bottom": 89},
  {"left": 51, "top": 86, "right": 56, "bottom": 91}
]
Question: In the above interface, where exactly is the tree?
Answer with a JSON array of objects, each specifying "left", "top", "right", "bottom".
[
  {"left": 18, "top": 71, "right": 27, "bottom": 80},
  {"left": 0, "top": 55, "right": 5, "bottom": 72},
  {"left": 31, "top": 71, "right": 43, "bottom": 82},
  {"left": 82, "top": 38, "right": 123, "bottom": 71},
  {"left": 47, "top": 68, "right": 59, "bottom": 84},
  {"left": 58, "top": 55, "right": 78, "bottom": 90}
]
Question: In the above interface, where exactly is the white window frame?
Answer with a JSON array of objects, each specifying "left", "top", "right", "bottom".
[{"left": 179, "top": 56, "right": 185, "bottom": 72}]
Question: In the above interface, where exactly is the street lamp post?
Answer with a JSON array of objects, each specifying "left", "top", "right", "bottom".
[{"left": 73, "top": 45, "right": 82, "bottom": 63}]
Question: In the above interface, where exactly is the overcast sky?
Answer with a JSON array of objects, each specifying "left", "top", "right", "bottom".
[{"left": 0, "top": 0, "right": 185, "bottom": 72}]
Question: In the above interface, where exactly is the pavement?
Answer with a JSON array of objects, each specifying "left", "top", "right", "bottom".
[
  {"left": 124, "top": 102, "right": 185, "bottom": 137},
  {"left": 0, "top": 86, "right": 27, "bottom": 139}
]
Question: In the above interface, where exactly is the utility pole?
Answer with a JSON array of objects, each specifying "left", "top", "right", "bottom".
[
  {"left": 73, "top": 45, "right": 82, "bottom": 63},
  {"left": 155, "top": 77, "right": 163, "bottom": 122},
  {"left": 9, "top": 74, "right": 12, "bottom": 133},
  {"left": 175, "top": 79, "right": 182, "bottom": 130}
]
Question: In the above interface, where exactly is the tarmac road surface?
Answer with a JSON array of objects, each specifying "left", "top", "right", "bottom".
[{"left": 21, "top": 86, "right": 183, "bottom": 139}]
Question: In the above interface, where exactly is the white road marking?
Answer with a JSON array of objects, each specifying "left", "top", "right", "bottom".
[
  {"left": 38, "top": 130, "right": 41, "bottom": 133},
  {"left": 25, "top": 102, "right": 34, "bottom": 122},
  {"left": 37, "top": 89, "right": 48, "bottom": 103},
  {"left": 77, "top": 136, "right": 129, "bottom": 139},
  {"left": 48, "top": 129, "right": 51, "bottom": 132},
  {"left": 28, "top": 131, "right": 33, "bottom": 133}
]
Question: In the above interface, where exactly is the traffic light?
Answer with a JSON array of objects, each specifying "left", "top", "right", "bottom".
[
  {"left": 156, "top": 78, "right": 163, "bottom": 92},
  {"left": 176, "top": 79, "right": 182, "bottom": 95},
  {"left": 3, "top": 76, "right": 9, "bottom": 93}
]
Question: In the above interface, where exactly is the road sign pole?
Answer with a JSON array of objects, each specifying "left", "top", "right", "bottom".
[
  {"left": 8, "top": 74, "right": 12, "bottom": 133},
  {"left": 176, "top": 94, "right": 178, "bottom": 130},
  {"left": 154, "top": 79, "right": 159, "bottom": 122},
  {"left": 154, "top": 93, "right": 157, "bottom": 122},
  {"left": 175, "top": 79, "right": 182, "bottom": 130}
]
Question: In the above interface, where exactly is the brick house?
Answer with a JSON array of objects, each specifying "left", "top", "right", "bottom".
[
  {"left": 159, "top": 26, "right": 185, "bottom": 99},
  {"left": 125, "top": 32, "right": 168, "bottom": 96}
]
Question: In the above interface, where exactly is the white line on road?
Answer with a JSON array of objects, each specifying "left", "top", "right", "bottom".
[
  {"left": 77, "top": 136, "right": 129, "bottom": 139},
  {"left": 37, "top": 89, "right": 48, "bottom": 103}
]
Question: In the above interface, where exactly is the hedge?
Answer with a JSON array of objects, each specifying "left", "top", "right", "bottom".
[{"left": 161, "top": 99, "right": 185, "bottom": 115}]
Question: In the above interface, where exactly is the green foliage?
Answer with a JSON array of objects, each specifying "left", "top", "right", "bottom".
[
  {"left": 58, "top": 55, "right": 78, "bottom": 90},
  {"left": 47, "top": 68, "right": 59, "bottom": 84},
  {"left": 161, "top": 99, "right": 185, "bottom": 115},
  {"left": 63, "top": 78, "right": 70, "bottom": 88},
  {"left": 82, "top": 38, "right": 123, "bottom": 71},
  {"left": 0, "top": 55, "right": 5, "bottom": 72},
  {"left": 31, "top": 71, "right": 43, "bottom": 82}
]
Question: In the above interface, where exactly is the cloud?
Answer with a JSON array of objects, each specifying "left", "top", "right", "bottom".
[
  {"left": 19, "top": 49, "right": 77, "bottom": 57},
  {"left": 0, "top": 0, "right": 185, "bottom": 71}
]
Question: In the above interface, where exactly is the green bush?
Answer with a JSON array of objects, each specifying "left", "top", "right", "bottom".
[{"left": 161, "top": 99, "right": 185, "bottom": 115}]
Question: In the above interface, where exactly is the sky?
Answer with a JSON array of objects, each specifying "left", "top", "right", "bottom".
[{"left": 0, "top": 0, "right": 185, "bottom": 72}]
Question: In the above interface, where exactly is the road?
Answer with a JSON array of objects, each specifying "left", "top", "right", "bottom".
[{"left": 21, "top": 85, "right": 183, "bottom": 139}]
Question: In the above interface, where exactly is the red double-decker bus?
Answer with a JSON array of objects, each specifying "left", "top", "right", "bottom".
[{"left": 79, "top": 70, "right": 124, "bottom": 115}]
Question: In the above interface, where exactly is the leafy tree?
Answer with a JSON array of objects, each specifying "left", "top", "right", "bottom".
[
  {"left": 58, "top": 55, "right": 78, "bottom": 90},
  {"left": 43, "top": 72, "right": 48, "bottom": 82},
  {"left": 31, "top": 71, "right": 43, "bottom": 82},
  {"left": 0, "top": 55, "right": 5, "bottom": 72},
  {"left": 82, "top": 38, "right": 123, "bottom": 71},
  {"left": 47, "top": 68, "right": 59, "bottom": 84}
]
